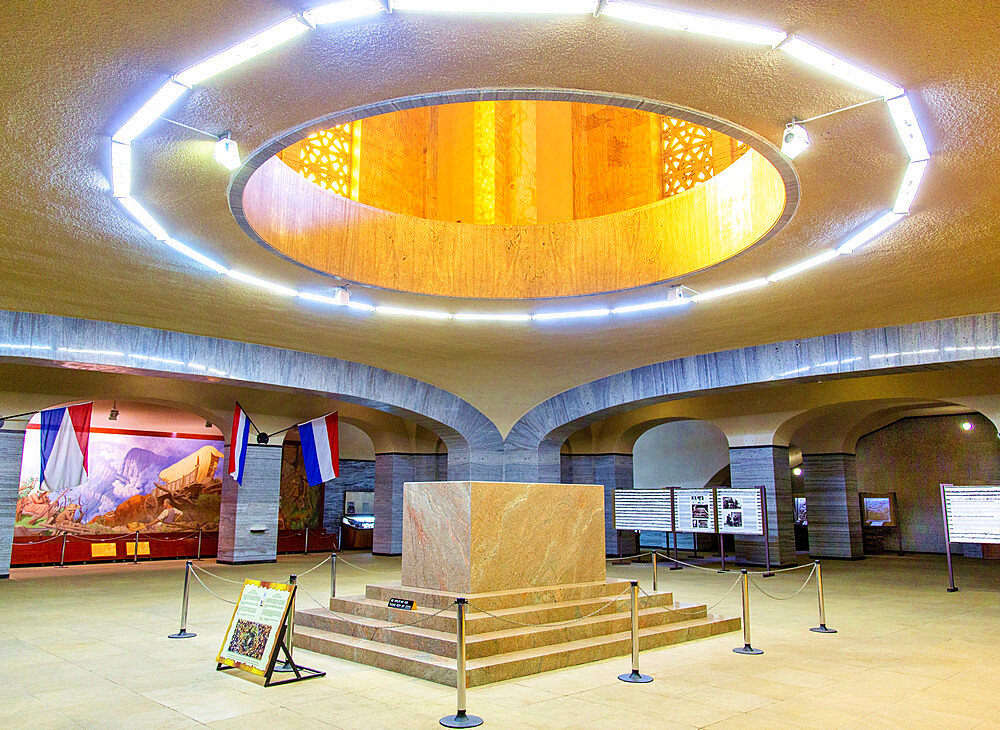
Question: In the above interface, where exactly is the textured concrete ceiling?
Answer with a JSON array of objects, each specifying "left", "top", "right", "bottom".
[{"left": 1, "top": 1, "right": 998, "bottom": 434}]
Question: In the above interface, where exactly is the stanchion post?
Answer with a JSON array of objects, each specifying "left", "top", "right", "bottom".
[
  {"left": 440, "top": 598, "right": 483, "bottom": 728},
  {"left": 733, "top": 569, "right": 763, "bottom": 655},
  {"left": 940, "top": 484, "right": 959, "bottom": 592},
  {"left": 652, "top": 551, "right": 658, "bottom": 592},
  {"left": 57, "top": 532, "right": 68, "bottom": 568},
  {"left": 618, "top": 580, "right": 653, "bottom": 683},
  {"left": 810, "top": 561, "right": 837, "bottom": 634},
  {"left": 168, "top": 561, "right": 197, "bottom": 639},
  {"left": 330, "top": 552, "right": 337, "bottom": 599},
  {"left": 196, "top": 528, "right": 202, "bottom": 561},
  {"left": 304, "top": 526, "right": 310, "bottom": 555},
  {"left": 761, "top": 487, "right": 774, "bottom": 577}
]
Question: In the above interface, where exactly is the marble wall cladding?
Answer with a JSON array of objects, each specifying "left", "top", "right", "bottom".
[
  {"left": 504, "top": 313, "right": 1000, "bottom": 482},
  {"left": 217, "top": 445, "right": 282, "bottom": 564},
  {"left": 374, "top": 454, "right": 419, "bottom": 555},
  {"left": 730, "top": 446, "right": 797, "bottom": 566},
  {"left": 0, "top": 430, "right": 24, "bottom": 577},
  {"left": 802, "top": 454, "right": 863, "bottom": 558},
  {"left": 0, "top": 310, "right": 504, "bottom": 482},
  {"left": 322, "top": 460, "right": 375, "bottom": 533},
  {"left": 594, "top": 454, "right": 637, "bottom": 556},
  {"left": 402, "top": 481, "right": 606, "bottom": 594}
]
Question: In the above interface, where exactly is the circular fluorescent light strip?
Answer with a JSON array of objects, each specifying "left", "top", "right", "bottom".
[{"left": 109, "top": 0, "right": 930, "bottom": 324}]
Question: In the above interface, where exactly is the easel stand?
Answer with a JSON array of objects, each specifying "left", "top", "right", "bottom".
[{"left": 217, "top": 623, "right": 325, "bottom": 687}]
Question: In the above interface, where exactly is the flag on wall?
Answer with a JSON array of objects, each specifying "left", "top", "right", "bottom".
[
  {"left": 229, "top": 402, "right": 251, "bottom": 484},
  {"left": 39, "top": 402, "right": 92, "bottom": 491},
  {"left": 298, "top": 412, "right": 339, "bottom": 487}
]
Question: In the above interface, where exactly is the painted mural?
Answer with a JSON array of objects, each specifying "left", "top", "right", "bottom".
[
  {"left": 17, "top": 426, "right": 224, "bottom": 535},
  {"left": 279, "top": 441, "right": 323, "bottom": 530}
]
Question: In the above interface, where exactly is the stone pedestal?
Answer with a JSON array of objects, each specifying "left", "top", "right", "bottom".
[
  {"left": 401, "top": 481, "right": 606, "bottom": 594},
  {"left": 217, "top": 444, "right": 281, "bottom": 564}
]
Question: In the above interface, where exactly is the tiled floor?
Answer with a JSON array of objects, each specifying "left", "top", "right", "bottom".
[{"left": 1, "top": 551, "right": 998, "bottom": 728}]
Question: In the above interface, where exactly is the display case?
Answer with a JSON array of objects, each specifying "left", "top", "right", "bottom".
[
  {"left": 860, "top": 492, "right": 903, "bottom": 554},
  {"left": 793, "top": 497, "right": 809, "bottom": 551},
  {"left": 340, "top": 491, "right": 374, "bottom": 550}
]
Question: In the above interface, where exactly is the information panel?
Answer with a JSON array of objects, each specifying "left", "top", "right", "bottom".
[
  {"left": 716, "top": 488, "right": 764, "bottom": 535},
  {"left": 943, "top": 485, "right": 1000, "bottom": 544},
  {"left": 674, "top": 489, "right": 716, "bottom": 533},
  {"left": 613, "top": 489, "right": 672, "bottom": 531},
  {"left": 217, "top": 579, "right": 294, "bottom": 676}
]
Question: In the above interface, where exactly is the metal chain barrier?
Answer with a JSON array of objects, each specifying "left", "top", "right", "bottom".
[
  {"left": 466, "top": 584, "right": 632, "bottom": 628},
  {"left": 749, "top": 563, "right": 817, "bottom": 600},
  {"left": 17, "top": 533, "right": 64, "bottom": 544},
  {"left": 333, "top": 556, "right": 385, "bottom": 573},
  {"left": 189, "top": 566, "right": 238, "bottom": 604},
  {"left": 653, "top": 551, "right": 730, "bottom": 574},
  {"left": 68, "top": 531, "right": 137, "bottom": 542},
  {"left": 606, "top": 551, "right": 655, "bottom": 562},
  {"left": 638, "top": 573, "right": 743, "bottom": 617},
  {"left": 189, "top": 563, "right": 244, "bottom": 584},
  {"left": 296, "top": 554, "right": 332, "bottom": 576}
]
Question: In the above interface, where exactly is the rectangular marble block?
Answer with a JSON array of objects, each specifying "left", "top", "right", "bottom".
[{"left": 401, "top": 482, "right": 606, "bottom": 594}]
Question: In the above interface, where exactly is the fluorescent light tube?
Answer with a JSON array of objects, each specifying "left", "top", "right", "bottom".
[
  {"left": 780, "top": 123, "right": 810, "bottom": 159},
  {"left": 300, "top": 290, "right": 350, "bottom": 306},
  {"left": 391, "top": 0, "right": 594, "bottom": 12},
  {"left": 780, "top": 37, "right": 903, "bottom": 99},
  {"left": 532, "top": 308, "right": 612, "bottom": 320},
  {"left": 226, "top": 269, "right": 299, "bottom": 296},
  {"left": 303, "top": 0, "right": 385, "bottom": 24},
  {"left": 112, "top": 80, "right": 188, "bottom": 143},
  {"left": 892, "top": 159, "right": 928, "bottom": 214},
  {"left": 611, "top": 298, "right": 690, "bottom": 314},
  {"left": 603, "top": 1, "right": 786, "bottom": 45},
  {"left": 691, "top": 278, "right": 769, "bottom": 302},
  {"left": 213, "top": 136, "right": 241, "bottom": 170},
  {"left": 118, "top": 197, "right": 169, "bottom": 240},
  {"left": 886, "top": 94, "right": 929, "bottom": 161},
  {"left": 453, "top": 312, "right": 532, "bottom": 321},
  {"left": 375, "top": 305, "right": 452, "bottom": 319},
  {"left": 767, "top": 250, "right": 839, "bottom": 282},
  {"left": 347, "top": 300, "right": 375, "bottom": 312},
  {"left": 164, "top": 238, "right": 229, "bottom": 274},
  {"left": 836, "top": 212, "right": 903, "bottom": 254},
  {"left": 111, "top": 142, "right": 131, "bottom": 198},
  {"left": 174, "top": 17, "right": 309, "bottom": 87}
]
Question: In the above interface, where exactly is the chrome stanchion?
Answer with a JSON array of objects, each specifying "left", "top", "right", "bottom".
[
  {"left": 330, "top": 552, "right": 337, "bottom": 599},
  {"left": 275, "top": 574, "right": 298, "bottom": 672},
  {"left": 304, "top": 526, "right": 310, "bottom": 554},
  {"left": 168, "top": 561, "right": 197, "bottom": 639},
  {"left": 618, "top": 580, "right": 653, "bottom": 683},
  {"left": 56, "top": 533, "right": 68, "bottom": 568},
  {"left": 809, "top": 561, "right": 837, "bottom": 634},
  {"left": 652, "top": 551, "right": 658, "bottom": 592},
  {"left": 196, "top": 529, "right": 202, "bottom": 561},
  {"left": 441, "top": 598, "right": 483, "bottom": 728},
  {"left": 733, "top": 569, "right": 762, "bottom": 655}
]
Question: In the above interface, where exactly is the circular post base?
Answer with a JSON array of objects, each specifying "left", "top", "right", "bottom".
[
  {"left": 717, "top": 569, "right": 728, "bottom": 574},
  {"left": 618, "top": 670, "right": 653, "bottom": 683},
  {"left": 669, "top": 565, "right": 683, "bottom": 571},
  {"left": 946, "top": 587, "right": 959, "bottom": 593},
  {"left": 810, "top": 625, "right": 837, "bottom": 634},
  {"left": 168, "top": 631, "right": 196, "bottom": 639},
  {"left": 440, "top": 711, "right": 484, "bottom": 728},
  {"left": 761, "top": 572, "right": 775, "bottom": 578},
  {"left": 733, "top": 645, "right": 763, "bottom": 655}
]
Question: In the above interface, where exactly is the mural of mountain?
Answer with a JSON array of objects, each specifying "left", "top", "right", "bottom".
[{"left": 120, "top": 448, "right": 167, "bottom": 483}]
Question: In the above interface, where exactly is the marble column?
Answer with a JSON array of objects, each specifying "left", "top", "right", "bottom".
[
  {"left": 593, "top": 454, "right": 637, "bottom": 556},
  {"left": 0, "top": 429, "right": 25, "bottom": 579},
  {"left": 730, "top": 446, "right": 796, "bottom": 566},
  {"left": 322, "top": 459, "right": 375, "bottom": 533},
  {"left": 373, "top": 454, "right": 413, "bottom": 556},
  {"left": 801, "top": 453, "right": 864, "bottom": 558},
  {"left": 217, "top": 444, "right": 282, "bottom": 564}
]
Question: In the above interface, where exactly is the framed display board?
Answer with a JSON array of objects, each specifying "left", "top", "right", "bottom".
[
  {"left": 941, "top": 485, "right": 1000, "bottom": 544},
  {"left": 673, "top": 489, "right": 716, "bottom": 533},
  {"left": 716, "top": 488, "right": 765, "bottom": 535},
  {"left": 216, "top": 579, "right": 324, "bottom": 686},
  {"left": 794, "top": 497, "right": 807, "bottom": 525},
  {"left": 860, "top": 492, "right": 897, "bottom": 527},
  {"left": 613, "top": 489, "right": 672, "bottom": 531}
]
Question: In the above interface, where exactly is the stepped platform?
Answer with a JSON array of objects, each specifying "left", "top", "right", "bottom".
[{"left": 294, "top": 579, "right": 740, "bottom": 686}]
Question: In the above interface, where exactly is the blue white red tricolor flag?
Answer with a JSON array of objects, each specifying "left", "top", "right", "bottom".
[
  {"left": 298, "top": 412, "right": 339, "bottom": 487},
  {"left": 39, "top": 402, "right": 92, "bottom": 491},
  {"left": 228, "top": 402, "right": 251, "bottom": 484}
]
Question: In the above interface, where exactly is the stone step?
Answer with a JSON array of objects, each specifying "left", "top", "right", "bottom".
[
  {"left": 294, "top": 612, "right": 740, "bottom": 687},
  {"left": 321, "top": 589, "right": 676, "bottom": 634},
  {"left": 363, "top": 579, "right": 633, "bottom": 611},
  {"left": 296, "top": 599, "right": 706, "bottom": 659}
]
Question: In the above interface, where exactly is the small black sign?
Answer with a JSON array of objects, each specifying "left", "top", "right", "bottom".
[{"left": 387, "top": 598, "right": 415, "bottom": 611}]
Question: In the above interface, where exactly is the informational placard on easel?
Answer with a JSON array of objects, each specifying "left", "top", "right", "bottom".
[
  {"left": 674, "top": 489, "right": 716, "bottom": 533},
  {"left": 716, "top": 488, "right": 764, "bottom": 535},
  {"left": 216, "top": 579, "right": 325, "bottom": 686},
  {"left": 613, "top": 489, "right": 672, "bottom": 531},
  {"left": 939, "top": 484, "right": 1000, "bottom": 593}
]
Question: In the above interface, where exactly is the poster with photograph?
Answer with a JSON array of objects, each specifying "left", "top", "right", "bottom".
[
  {"left": 673, "top": 489, "right": 716, "bottom": 533},
  {"left": 862, "top": 495, "right": 893, "bottom": 526},
  {"left": 943, "top": 485, "right": 1000, "bottom": 544},
  {"left": 217, "top": 580, "right": 294, "bottom": 676},
  {"left": 613, "top": 489, "right": 672, "bottom": 531},
  {"left": 716, "top": 488, "right": 764, "bottom": 535}
]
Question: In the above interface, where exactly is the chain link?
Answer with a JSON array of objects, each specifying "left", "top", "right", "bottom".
[
  {"left": 189, "top": 563, "right": 244, "bottom": 584},
  {"left": 749, "top": 563, "right": 817, "bottom": 600},
  {"left": 296, "top": 554, "right": 332, "bottom": 576},
  {"left": 639, "top": 573, "right": 743, "bottom": 616},
  {"left": 606, "top": 551, "right": 655, "bottom": 562},
  {"left": 333, "top": 556, "right": 384, "bottom": 573},
  {"left": 189, "top": 566, "right": 238, "bottom": 604}
]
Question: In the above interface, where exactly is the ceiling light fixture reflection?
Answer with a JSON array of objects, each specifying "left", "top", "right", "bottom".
[
  {"left": 836, "top": 212, "right": 904, "bottom": 254},
  {"left": 611, "top": 297, "right": 691, "bottom": 314},
  {"left": 226, "top": 269, "right": 299, "bottom": 296},
  {"left": 112, "top": 80, "right": 188, "bottom": 144},
  {"left": 532, "top": 308, "right": 612, "bottom": 321},
  {"left": 453, "top": 312, "right": 532, "bottom": 321},
  {"left": 375, "top": 305, "right": 452, "bottom": 319},
  {"left": 602, "top": 1, "right": 786, "bottom": 45},
  {"left": 390, "top": 0, "right": 594, "bottom": 13},
  {"left": 892, "top": 159, "right": 929, "bottom": 214},
  {"left": 885, "top": 95, "right": 930, "bottom": 161},
  {"left": 302, "top": 0, "right": 384, "bottom": 25},
  {"left": 691, "top": 278, "right": 769, "bottom": 302},
  {"left": 300, "top": 289, "right": 350, "bottom": 306},
  {"left": 779, "top": 37, "right": 904, "bottom": 99},
  {"left": 767, "top": 250, "right": 839, "bottom": 282}
]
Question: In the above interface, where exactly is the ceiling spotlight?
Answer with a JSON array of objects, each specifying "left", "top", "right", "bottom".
[
  {"left": 214, "top": 133, "right": 241, "bottom": 171},
  {"left": 961, "top": 421, "right": 973, "bottom": 432},
  {"left": 205, "top": 420, "right": 213, "bottom": 428},
  {"left": 793, "top": 467, "right": 803, "bottom": 476},
  {"left": 781, "top": 123, "right": 810, "bottom": 159},
  {"left": 109, "top": 401, "right": 120, "bottom": 421}
]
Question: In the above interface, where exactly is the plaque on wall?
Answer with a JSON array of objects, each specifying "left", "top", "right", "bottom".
[
  {"left": 674, "top": 489, "right": 716, "bottom": 533},
  {"left": 716, "top": 488, "right": 764, "bottom": 535}
]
